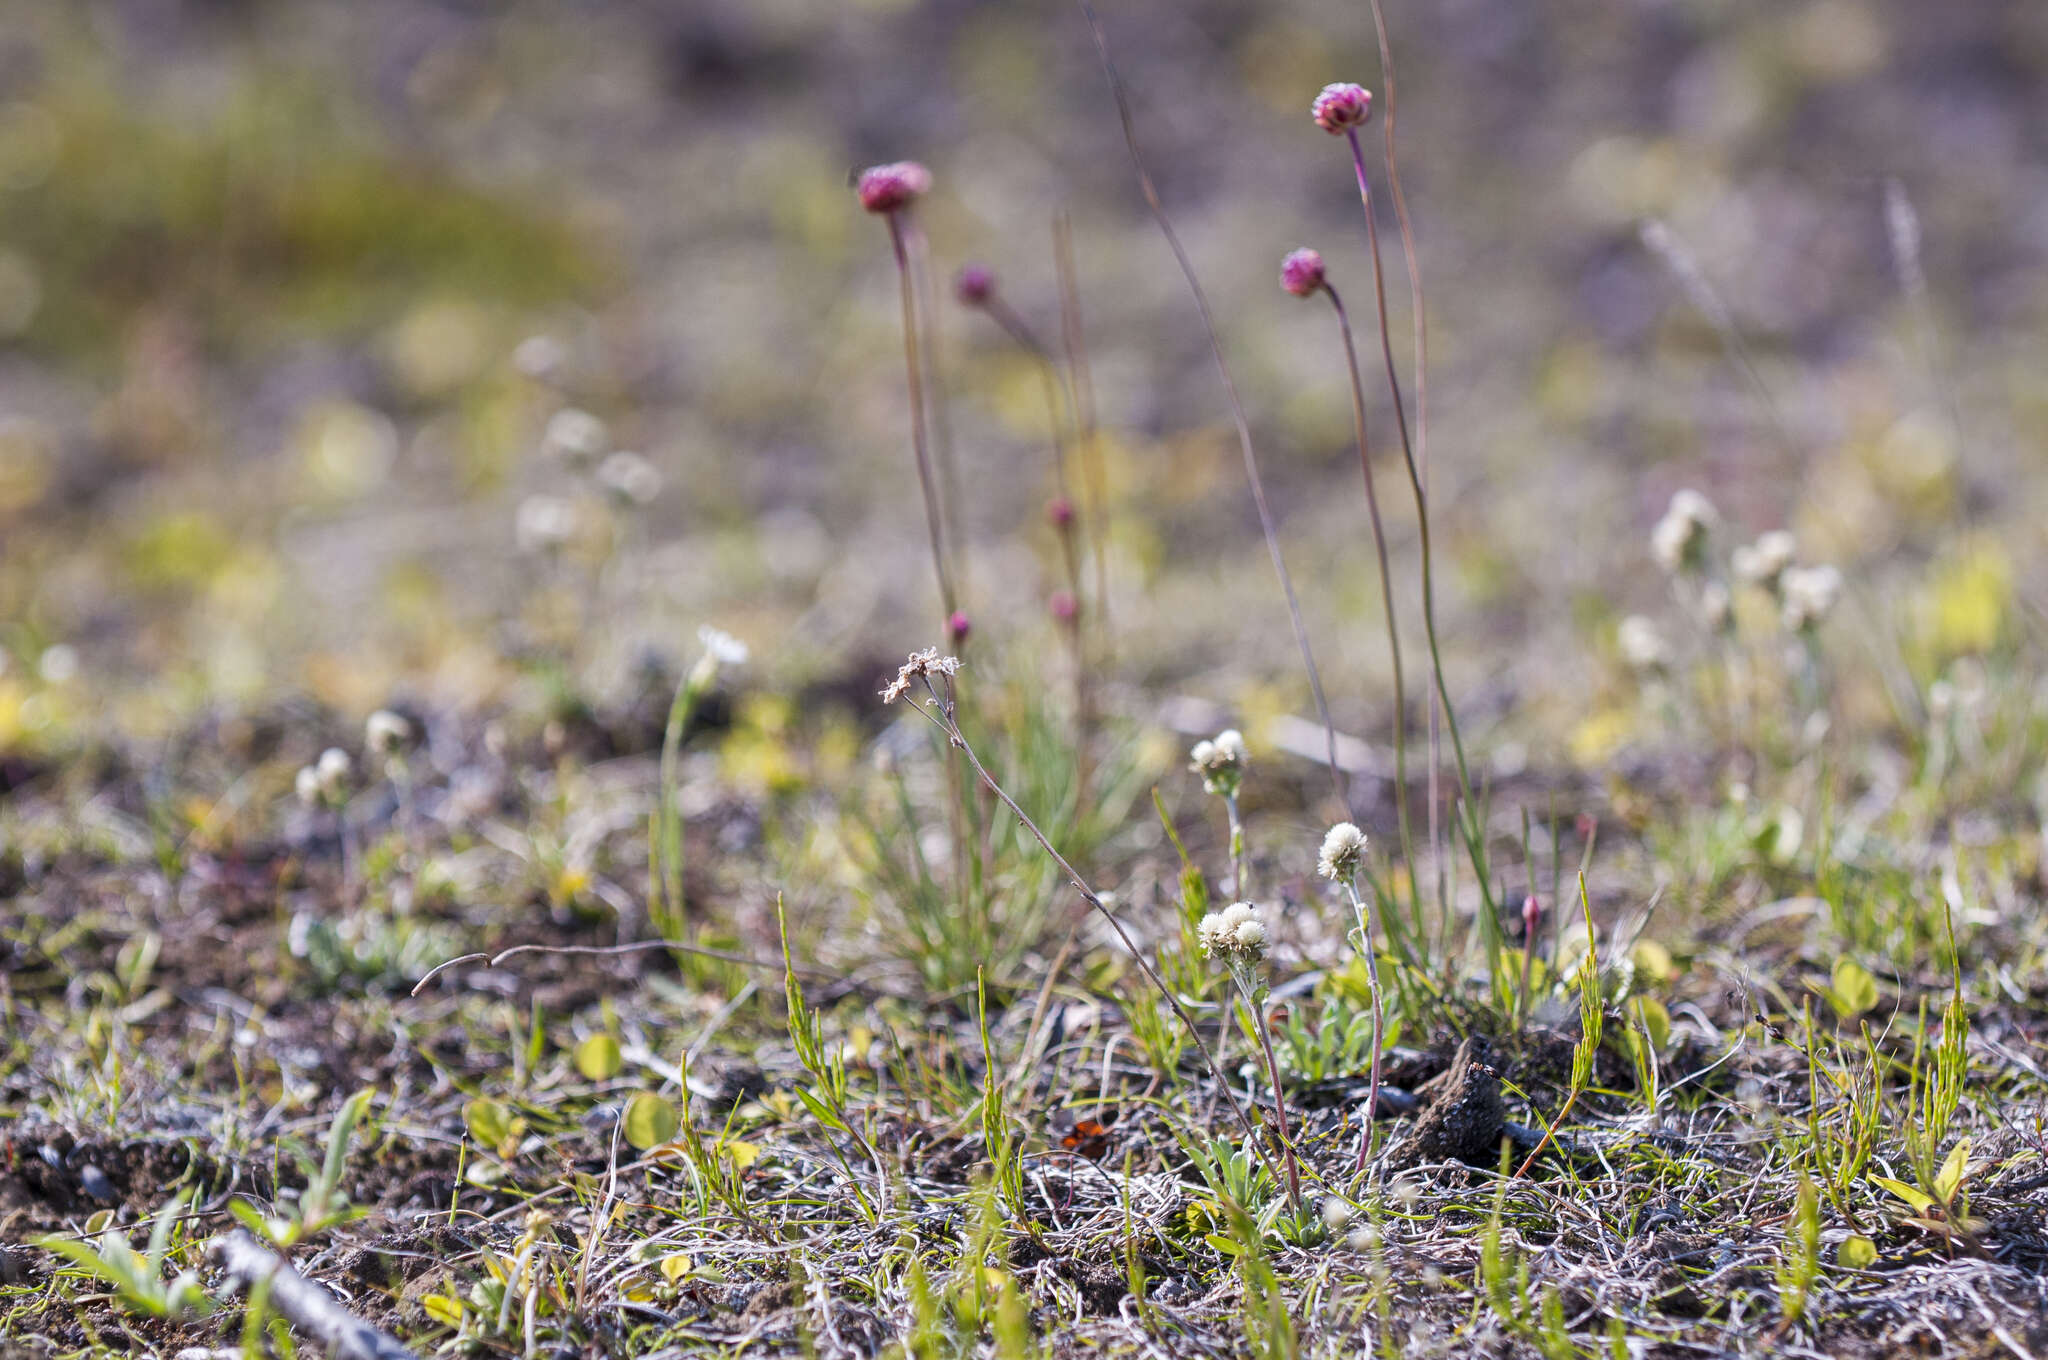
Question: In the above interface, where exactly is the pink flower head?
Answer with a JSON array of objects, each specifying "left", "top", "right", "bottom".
[
  {"left": 1311, "top": 83, "right": 1372, "bottom": 135},
  {"left": 1047, "top": 496, "right": 1075, "bottom": 528},
  {"left": 1049, "top": 590, "right": 1078, "bottom": 623},
  {"left": 947, "top": 610, "right": 972, "bottom": 644},
  {"left": 955, "top": 264, "right": 995, "bottom": 306},
  {"left": 1280, "top": 248, "right": 1326, "bottom": 298},
  {"left": 857, "top": 161, "right": 932, "bottom": 215},
  {"left": 1521, "top": 895, "right": 1544, "bottom": 943}
]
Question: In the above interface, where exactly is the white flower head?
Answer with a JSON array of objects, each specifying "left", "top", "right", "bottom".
[
  {"left": 1197, "top": 901, "right": 1269, "bottom": 967},
  {"left": 542, "top": 408, "right": 608, "bottom": 464},
  {"left": 1731, "top": 530, "right": 1797, "bottom": 589},
  {"left": 315, "top": 747, "right": 352, "bottom": 795},
  {"left": 365, "top": 709, "right": 410, "bottom": 756},
  {"left": 1618, "top": 615, "right": 1669, "bottom": 671},
  {"left": 698, "top": 626, "right": 749, "bottom": 667},
  {"left": 513, "top": 335, "right": 567, "bottom": 381},
  {"left": 1318, "top": 822, "right": 1368, "bottom": 881},
  {"left": 295, "top": 765, "right": 322, "bottom": 806},
  {"left": 597, "top": 450, "right": 662, "bottom": 507},
  {"left": 689, "top": 625, "right": 750, "bottom": 690},
  {"left": 1650, "top": 489, "right": 1717, "bottom": 574},
  {"left": 1779, "top": 564, "right": 1842, "bottom": 631},
  {"left": 1191, "top": 727, "right": 1248, "bottom": 796},
  {"left": 515, "top": 495, "right": 578, "bottom": 554}
]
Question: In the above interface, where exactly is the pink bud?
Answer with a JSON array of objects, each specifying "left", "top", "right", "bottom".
[
  {"left": 955, "top": 264, "right": 995, "bottom": 306},
  {"left": 856, "top": 161, "right": 932, "bottom": 215},
  {"left": 1047, "top": 496, "right": 1075, "bottom": 528},
  {"left": 1049, "top": 590, "right": 1078, "bottom": 623},
  {"left": 1311, "top": 83, "right": 1373, "bottom": 135},
  {"left": 1280, "top": 248, "right": 1326, "bottom": 298},
  {"left": 1521, "top": 895, "right": 1544, "bottom": 942},
  {"left": 947, "top": 610, "right": 971, "bottom": 644}
]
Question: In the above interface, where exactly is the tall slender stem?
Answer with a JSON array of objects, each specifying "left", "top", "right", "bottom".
[
  {"left": 1083, "top": 0, "right": 1349, "bottom": 819},
  {"left": 1324, "top": 284, "right": 1416, "bottom": 915},
  {"left": 1234, "top": 971, "right": 1303, "bottom": 1214},
  {"left": 1054, "top": 212, "right": 1113, "bottom": 663},
  {"left": 886, "top": 213, "right": 957, "bottom": 624},
  {"left": 1364, "top": 1, "right": 1446, "bottom": 924},
  {"left": 1341, "top": 877, "right": 1385, "bottom": 1172},
  {"left": 1344, "top": 129, "right": 1492, "bottom": 920}
]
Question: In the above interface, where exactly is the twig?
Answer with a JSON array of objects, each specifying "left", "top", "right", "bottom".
[{"left": 210, "top": 1231, "right": 420, "bottom": 1360}]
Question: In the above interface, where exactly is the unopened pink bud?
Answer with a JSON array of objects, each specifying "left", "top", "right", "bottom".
[
  {"left": 857, "top": 161, "right": 932, "bottom": 215},
  {"left": 1047, "top": 496, "right": 1075, "bottom": 528},
  {"left": 1311, "top": 83, "right": 1372, "bottom": 135},
  {"left": 1280, "top": 248, "right": 1326, "bottom": 298},
  {"left": 947, "top": 610, "right": 971, "bottom": 644},
  {"left": 955, "top": 264, "right": 995, "bottom": 306},
  {"left": 1049, "top": 590, "right": 1078, "bottom": 623},
  {"left": 1521, "top": 895, "right": 1544, "bottom": 941}
]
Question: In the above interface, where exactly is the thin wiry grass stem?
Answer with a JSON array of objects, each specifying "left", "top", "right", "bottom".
[
  {"left": 1324, "top": 283, "right": 1416, "bottom": 918},
  {"left": 907, "top": 222, "right": 968, "bottom": 605},
  {"left": 1364, "top": 0, "right": 1447, "bottom": 922},
  {"left": 899, "top": 674, "right": 1265, "bottom": 1159},
  {"left": 1344, "top": 129, "right": 1493, "bottom": 922},
  {"left": 1340, "top": 876, "right": 1385, "bottom": 1173},
  {"left": 1054, "top": 212, "right": 1113, "bottom": 663},
  {"left": 1082, "top": 0, "right": 1348, "bottom": 818},
  {"left": 972, "top": 295, "right": 1094, "bottom": 806},
  {"left": 885, "top": 213, "right": 958, "bottom": 624}
]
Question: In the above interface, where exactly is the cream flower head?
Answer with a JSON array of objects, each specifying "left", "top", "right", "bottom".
[
  {"left": 1190, "top": 728, "right": 1248, "bottom": 797},
  {"left": 1780, "top": 564, "right": 1843, "bottom": 631},
  {"left": 1731, "top": 530, "right": 1797, "bottom": 589},
  {"left": 1650, "top": 489, "right": 1716, "bottom": 573},
  {"left": 1197, "top": 902, "right": 1269, "bottom": 967},
  {"left": 1618, "top": 615, "right": 1669, "bottom": 671},
  {"left": 1318, "top": 822, "right": 1368, "bottom": 881}
]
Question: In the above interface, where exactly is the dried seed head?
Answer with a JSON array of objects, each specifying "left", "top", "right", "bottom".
[
  {"left": 1312, "top": 82, "right": 1373, "bottom": 134},
  {"left": 1779, "top": 564, "right": 1843, "bottom": 632},
  {"left": 1618, "top": 614, "right": 1669, "bottom": 671},
  {"left": 1650, "top": 489, "right": 1716, "bottom": 573},
  {"left": 1731, "top": 530, "right": 1797, "bottom": 590},
  {"left": 954, "top": 264, "right": 995, "bottom": 306},
  {"left": 881, "top": 647, "right": 963, "bottom": 703},
  {"left": 1197, "top": 901, "right": 1269, "bottom": 966},
  {"left": 1317, "top": 821, "right": 1368, "bottom": 881},
  {"left": 1279, "top": 248, "right": 1326, "bottom": 298},
  {"left": 856, "top": 161, "right": 932, "bottom": 215}
]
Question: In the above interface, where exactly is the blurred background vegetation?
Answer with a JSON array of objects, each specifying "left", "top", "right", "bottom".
[{"left": 2, "top": 0, "right": 2041, "bottom": 777}]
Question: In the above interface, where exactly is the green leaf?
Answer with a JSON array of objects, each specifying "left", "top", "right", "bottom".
[
  {"left": 1838, "top": 1235, "right": 1877, "bottom": 1269},
  {"left": 1871, "top": 1176, "right": 1934, "bottom": 1214},
  {"left": 622, "top": 1092, "right": 680, "bottom": 1150},
  {"left": 1935, "top": 1138, "right": 1972, "bottom": 1203},
  {"left": 574, "top": 1033, "right": 623, "bottom": 1082},
  {"left": 464, "top": 1097, "right": 516, "bottom": 1153},
  {"left": 1830, "top": 959, "right": 1879, "bottom": 1019}
]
